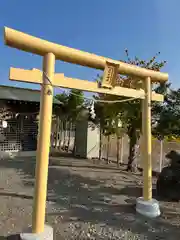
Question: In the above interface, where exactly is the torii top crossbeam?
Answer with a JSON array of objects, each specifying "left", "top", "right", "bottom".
[{"left": 4, "top": 27, "right": 168, "bottom": 83}]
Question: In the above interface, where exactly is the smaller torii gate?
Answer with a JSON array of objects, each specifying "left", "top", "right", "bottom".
[{"left": 4, "top": 27, "right": 168, "bottom": 238}]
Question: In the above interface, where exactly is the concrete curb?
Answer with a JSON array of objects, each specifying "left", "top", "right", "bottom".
[
  {"left": 20, "top": 225, "right": 53, "bottom": 240},
  {"left": 136, "top": 197, "right": 161, "bottom": 218}
]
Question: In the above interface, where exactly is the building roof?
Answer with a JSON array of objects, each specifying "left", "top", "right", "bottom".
[{"left": 0, "top": 85, "right": 62, "bottom": 105}]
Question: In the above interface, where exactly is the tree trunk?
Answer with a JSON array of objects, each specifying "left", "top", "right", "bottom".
[
  {"left": 64, "top": 121, "right": 69, "bottom": 152},
  {"left": 62, "top": 120, "right": 67, "bottom": 150},
  {"left": 55, "top": 116, "right": 60, "bottom": 149},
  {"left": 159, "top": 139, "right": 163, "bottom": 172},
  {"left": 58, "top": 120, "right": 63, "bottom": 151},
  {"left": 120, "top": 137, "right": 124, "bottom": 165},
  {"left": 67, "top": 121, "right": 71, "bottom": 152},
  {"left": 127, "top": 128, "right": 139, "bottom": 172},
  {"left": 99, "top": 124, "right": 102, "bottom": 161},
  {"left": 106, "top": 135, "right": 110, "bottom": 164},
  {"left": 116, "top": 136, "right": 120, "bottom": 167},
  {"left": 72, "top": 123, "right": 76, "bottom": 156}
]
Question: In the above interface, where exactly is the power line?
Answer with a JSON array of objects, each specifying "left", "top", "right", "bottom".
[{"left": 43, "top": 71, "right": 144, "bottom": 104}]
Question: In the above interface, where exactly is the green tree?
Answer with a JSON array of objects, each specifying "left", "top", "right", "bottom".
[
  {"left": 67, "top": 89, "right": 84, "bottom": 121},
  {"left": 54, "top": 91, "right": 69, "bottom": 117},
  {"left": 153, "top": 88, "right": 180, "bottom": 140},
  {"left": 117, "top": 50, "right": 167, "bottom": 171},
  {"left": 55, "top": 89, "right": 84, "bottom": 151},
  {"left": 94, "top": 50, "right": 167, "bottom": 172},
  {"left": 55, "top": 89, "right": 84, "bottom": 120},
  {"left": 93, "top": 88, "right": 127, "bottom": 163}
]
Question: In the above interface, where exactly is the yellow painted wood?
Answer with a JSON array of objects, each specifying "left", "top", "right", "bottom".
[
  {"left": 9, "top": 67, "right": 164, "bottom": 102},
  {"left": 101, "top": 61, "right": 119, "bottom": 88},
  {"left": 142, "top": 77, "right": 152, "bottom": 201},
  {"left": 32, "top": 53, "right": 55, "bottom": 233},
  {"left": 4, "top": 27, "right": 168, "bottom": 82}
]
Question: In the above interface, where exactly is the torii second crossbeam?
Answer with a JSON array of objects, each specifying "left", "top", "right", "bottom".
[{"left": 9, "top": 67, "right": 164, "bottom": 102}]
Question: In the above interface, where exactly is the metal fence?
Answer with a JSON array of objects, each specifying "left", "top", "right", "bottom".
[
  {"left": 51, "top": 119, "right": 75, "bottom": 152},
  {"left": 0, "top": 115, "right": 38, "bottom": 152},
  {"left": 50, "top": 119, "right": 179, "bottom": 172},
  {"left": 101, "top": 134, "right": 180, "bottom": 172}
]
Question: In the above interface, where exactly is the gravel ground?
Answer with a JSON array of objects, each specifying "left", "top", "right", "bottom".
[{"left": 0, "top": 157, "right": 180, "bottom": 239}]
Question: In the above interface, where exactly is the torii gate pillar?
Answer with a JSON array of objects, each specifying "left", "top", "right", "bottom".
[
  {"left": 32, "top": 53, "right": 55, "bottom": 233},
  {"left": 136, "top": 77, "right": 160, "bottom": 217}
]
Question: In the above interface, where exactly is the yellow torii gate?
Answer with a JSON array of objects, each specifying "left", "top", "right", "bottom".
[{"left": 4, "top": 27, "right": 168, "bottom": 237}]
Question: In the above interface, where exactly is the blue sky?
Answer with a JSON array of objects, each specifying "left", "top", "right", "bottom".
[{"left": 0, "top": 0, "right": 179, "bottom": 95}]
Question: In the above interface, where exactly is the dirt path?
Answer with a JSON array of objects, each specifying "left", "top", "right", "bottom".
[{"left": 0, "top": 157, "right": 180, "bottom": 239}]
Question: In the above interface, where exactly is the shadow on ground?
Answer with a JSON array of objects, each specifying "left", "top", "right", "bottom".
[
  {"left": 0, "top": 157, "right": 180, "bottom": 239},
  {"left": 0, "top": 234, "right": 20, "bottom": 240}
]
